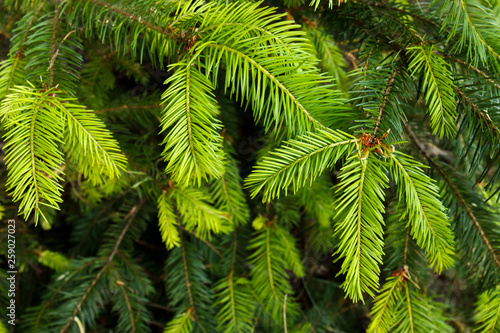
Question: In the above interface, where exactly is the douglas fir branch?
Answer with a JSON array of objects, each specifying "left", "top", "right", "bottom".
[{"left": 0, "top": 0, "right": 500, "bottom": 332}]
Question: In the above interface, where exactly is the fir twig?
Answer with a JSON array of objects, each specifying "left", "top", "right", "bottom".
[
  {"left": 49, "top": 5, "right": 61, "bottom": 88},
  {"left": 404, "top": 123, "right": 500, "bottom": 269},
  {"left": 453, "top": 86, "right": 500, "bottom": 137},
  {"left": 78, "top": 0, "right": 176, "bottom": 37},
  {"left": 180, "top": 231, "right": 197, "bottom": 320},
  {"left": 60, "top": 199, "right": 145, "bottom": 333},
  {"left": 95, "top": 104, "right": 161, "bottom": 113},
  {"left": 373, "top": 63, "right": 402, "bottom": 136}
]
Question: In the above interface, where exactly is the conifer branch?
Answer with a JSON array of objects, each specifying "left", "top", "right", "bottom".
[
  {"left": 231, "top": 230, "right": 237, "bottom": 272},
  {"left": 199, "top": 22, "right": 287, "bottom": 45},
  {"left": 449, "top": 57, "right": 500, "bottom": 90},
  {"left": 333, "top": 151, "right": 388, "bottom": 302},
  {"left": 161, "top": 60, "right": 224, "bottom": 187},
  {"left": 227, "top": 272, "right": 238, "bottom": 331},
  {"left": 205, "top": 44, "right": 331, "bottom": 133},
  {"left": 373, "top": 63, "right": 401, "bottom": 136},
  {"left": 475, "top": 287, "right": 500, "bottom": 332},
  {"left": 7, "top": 0, "right": 500, "bottom": 330},
  {"left": 246, "top": 130, "right": 356, "bottom": 201},
  {"left": 109, "top": 261, "right": 136, "bottom": 333},
  {"left": 48, "top": 30, "right": 75, "bottom": 81},
  {"left": 453, "top": 86, "right": 500, "bottom": 137},
  {"left": 35, "top": 259, "right": 97, "bottom": 328},
  {"left": 75, "top": 0, "right": 176, "bottom": 37},
  {"left": 456, "top": 0, "right": 500, "bottom": 62},
  {"left": 404, "top": 282, "right": 415, "bottom": 333},
  {"left": 404, "top": 124, "right": 500, "bottom": 269},
  {"left": 180, "top": 233, "right": 197, "bottom": 321},
  {"left": 384, "top": 146, "right": 455, "bottom": 272},
  {"left": 60, "top": 199, "right": 145, "bottom": 333},
  {"left": 18, "top": 2, "right": 46, "bottom": 52},
  {"left": 403, "top": 228, "right": 410, "bottom": 265},
  {"left": 266, "top": 228, "right": 280, "bottom": 304},
  {"left": 407, "top": 45, "right": 457, "bottom": 138},
  {"left": 49, "top": 5, "right": 61, "bottom": 88},
  {"left": 95, "top": 104, "right": 161, "bottom": 113},
  {"left": 0, "top": 54, "right": 24, "bottom": 100},
  {"left": 367, "top": 276, "right": 403, "bottom": 333},
  {"left": 183, "top": 227, "right": 223, "bottom": 258}
]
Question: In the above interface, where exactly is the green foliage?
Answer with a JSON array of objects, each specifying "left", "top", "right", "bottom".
[
  {"left": 23, "top": 10, "right": 82, "bottom": 93},
  {"left": 37, "top": 250, "right": 71, "bottom": 271},
  {"left": 437, "top": 164, "right": 500, "bottom": 290},
  {"left": 157, "top": 191, "right": 180, "bottom": 250},
  {"left": 0, "top": 84, "right": 125, "bottom": 224},
  {"left": 1, "top": 84, "right": 65, "bottom": 225},
  {"left": 64, "top": 100, "right": 127, "bottom": 184},
  {"left": 172, "top": 186, "right": 232, "bottom": 238},
  {"left": 213, "top": 276, "right": 255, "bottom": 333},
  {"left": 161, "top": 61, "right": 224, "bottom": 187},
  {"left": 369, "top": 274, "right": 453, "bottom": 333},
  {"left": 245, "top": 129, "right": 356, "bottom": 200},
  {"left": 333, "top": 151, "right": 388, "bottom": 302},
  {"left": 386, "top": 150, "right": 455, "bottom": 272},
  {"left": 163, "top": 310, "right": 193, "bottom": 333},
  {"left": 0, "top": 55, "right": 24, "bottom": 100},
  {"left": 209, "top": 147, "right": 250, "bottom": 226},
  {"left": 408, "top": 46, "right": 457, "bottom": 138},
  {"left": 247, "top": 223, "right": 304, "bottom": 326},
  {"left": 475, "top": 286, "right": 500, "bottom": 333},
  {"left": 432, "top": 0, "right": 500, "bottom": 69},
  {"left": 197, "top": 2, "right": 347, "bottom": 136},
  {"left": 165, "top": 240, "right": 217, "bottom": 332},
  {"left": 302, "top": 23, "right": 346, "bottom": 90},
  {"left": 1, "top": 0, "right": 500, "bottom": 331}
]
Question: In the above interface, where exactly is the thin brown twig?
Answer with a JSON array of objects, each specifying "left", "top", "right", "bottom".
[
  {"left": 109, "top": 261, "right": 135, "bottom": 333},
  {"left": 19, "top": 2, "right": 47, "bottom": 52},
  {"left": 49, "top": 6, "right": 61, "bottom": 88},
  {"left": 180, "top": 231, "right": 197, "bottom": 320},
  {"left": 363, "top": 46, "right": 375, "bottom": 73},
  {"left": 145, "top": 302, "right": 175, "bottom": 313},
  {"left": 81, "top": 0, "right": 175, "bottom": 37},
  {"left": 403, "top": 227, "right": 410, "bottom": 265},
  {"left": 182, "top": 227, "right": 223, "bottom": 258},
  {"left": 283, "top": 294, "right": 288, "bottom": 333},
  {"left": 449, "top": 57, "right": 500, "bottom": 90},
  {"left": 95, "top": 104, "right": 161, "bottom": 113},
  {"left": 373, "top": 64, "right": 402, "bottom": 136},
  {"left": 404, "top": 123, "right": 500, "bottom": 269},
  {"left": 231, "top": 229, "right": 237, "bottom": 272},
  {"left": 453, "top": 86, "right": 500, "bottom": 137},
  {"left": 47, "top": 30, "right": 76, "bottom": 78}
]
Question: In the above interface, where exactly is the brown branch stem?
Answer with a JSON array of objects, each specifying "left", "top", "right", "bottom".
[
  {"left": 95, "top": 104, "right": 161, "bottom": 113},
  {"left": 373, "top": 64, "right": 402, "bottom": 136},
  {"left": 49, "top": 6, "right": 61, "bottom": 88},
  {"left": 403, "top": 227, "right": 410, "bottom": 265},
  {"left": 453, "top": 86, "right": 500, "bottom": 137},
  {"left": 404, "top": 124, "right": 500, "bottom": 269},
  {"left": 80, "top": 0, "right": 175, "bottom": 37},
  {"left": 450, "top": 57, "right": 500, "bottom": 90},
  {"left": 180, "top": 231, "right": 197, "bottom": 320}
]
